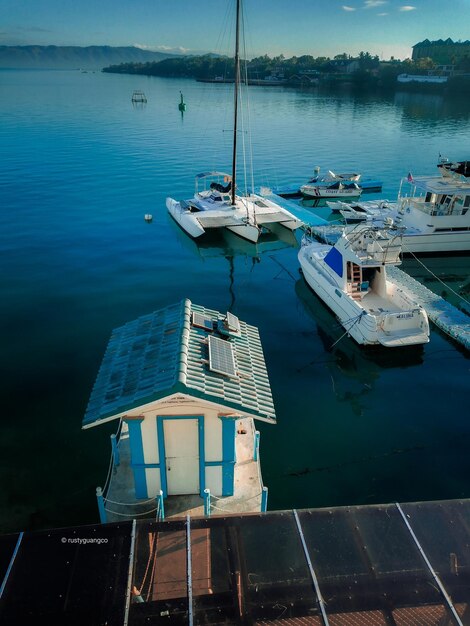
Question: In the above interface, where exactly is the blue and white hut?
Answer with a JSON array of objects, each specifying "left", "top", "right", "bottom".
[{"left": 83, "top": 299, "right": 276, "bottom": 522}]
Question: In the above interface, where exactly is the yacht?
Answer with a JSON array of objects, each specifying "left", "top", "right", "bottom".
[
  {"left": 298, "top": 225, "right": 430, "bottom": 347},
  {"left": 386, "top": 173, "right": 470, "bottom": 254},
  {"left": 327, "top": 170, "right": 470, "bottom": 253}
]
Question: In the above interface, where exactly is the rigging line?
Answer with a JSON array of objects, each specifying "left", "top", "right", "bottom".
[
  {"left": 201, "top": 2, "right": 232, "bottom": 160},
  {"left": 401, "top": 243, "right": 470, "bottom": 306},
  {"left": 330, "top": 312, "right": 365, "bottom": 349},
  {"left": 268, "top": 255, "right": 297, "bottom": 281},
  {"left": 238, "top": 64, "right": 249, "bottom": 200},
  {"left": 241, "top": 1, "right": 255, "bottom": 197}
]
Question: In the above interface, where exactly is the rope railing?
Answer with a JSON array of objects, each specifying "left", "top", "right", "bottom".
[{"left": 102, "top": 419, "right": 123, "bottom": 499}]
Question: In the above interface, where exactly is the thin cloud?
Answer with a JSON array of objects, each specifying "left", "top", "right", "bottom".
[
  {"left": 399, "top": 5, "right": 416, "bottom": 10},
  {"left": 377, "top": 12, "right": 389, "bottom": 15},
  {"left": 342, "top": 5, "right": 356, "bottom": 11},
  {"left": 15, "top": 26, "right": 54, "bottom": 33},
  {"left": 363, "top": 0, "right": 387, "bottom": 7},
  {"left": 134, "top": 43, "right": 191, "bottom": 54}
]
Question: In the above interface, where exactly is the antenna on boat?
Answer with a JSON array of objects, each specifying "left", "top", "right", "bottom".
[{"left": 231, "top": 0, "right": 241, "bottom": 207}]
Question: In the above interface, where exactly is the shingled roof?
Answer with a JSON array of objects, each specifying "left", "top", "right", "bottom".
[{"left": 83, "top": 299, "right": 276, "bottom": 427}]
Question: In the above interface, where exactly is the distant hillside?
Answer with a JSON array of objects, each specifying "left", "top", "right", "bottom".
[{"left": 0, "top": 46, "right": 178, "bottom": 70}]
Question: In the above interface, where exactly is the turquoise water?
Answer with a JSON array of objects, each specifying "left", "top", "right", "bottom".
[{"left": 0, "top": 70, "right": 469, "bottom": 532}]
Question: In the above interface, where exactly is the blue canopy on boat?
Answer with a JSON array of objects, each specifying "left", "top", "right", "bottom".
[
  {"left": 324, "top": 246, "right": 343, "bottom": 277},
  {"left": 196, "top": 171, "right": 231, "bottom": 179}
]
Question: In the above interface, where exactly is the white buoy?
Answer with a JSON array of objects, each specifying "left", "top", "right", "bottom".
[{"left": 144, "top": 214, "right": 153, "bottom": 222}]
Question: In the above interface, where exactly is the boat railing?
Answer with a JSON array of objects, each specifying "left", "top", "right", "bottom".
[
  {"left": 400, "top": 197, "right": 462, "bottom": 217},
  {"left": 353, "top": 241, "right": 402, "bottom": 265},
  {"left": 379, "top": 308, "right": 423, "bottom": 331}
]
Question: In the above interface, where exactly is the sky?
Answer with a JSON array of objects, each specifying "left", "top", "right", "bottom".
[{"left": 1, "top": 0, "right": 469, "bottom": 61}]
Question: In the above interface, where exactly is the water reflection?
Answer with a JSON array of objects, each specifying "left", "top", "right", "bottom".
[
  {"left": 295, "top": 278, "right": 424, "bottom": 415},
  {"left": 169, "top": 219, "right": 298, "bottom": 310}
]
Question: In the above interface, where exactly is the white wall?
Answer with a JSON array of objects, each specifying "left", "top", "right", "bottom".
[{"left": 127, "top": 394, "right": 229, "bottom": 497}]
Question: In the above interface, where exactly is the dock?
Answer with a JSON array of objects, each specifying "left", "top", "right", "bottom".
[
  {"left": 387, "top": 266, "right": 470, "bottom": 350},
  {"left": 258, "top": 189, "right": 328, "bottom": 226},
  {"left": 2, "top": 499, "right": 470, "bottom": 624}
]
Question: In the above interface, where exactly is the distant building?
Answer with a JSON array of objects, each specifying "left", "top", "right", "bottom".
[
  {"left": 412, "top": 39, "right": 470, "bottom": 65},
  {"left": 328, "top": 59, "right": 360, "bottom": 73}
]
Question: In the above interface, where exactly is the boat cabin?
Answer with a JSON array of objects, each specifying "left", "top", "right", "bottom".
[
  {"left": 324, "top": 227, "right": 402, "bottom": 299},
  {"left": 400, "top": 176, "right": 470, "bottom": 217},
  {"left": 82, "top": 299, "right": 275, "bottom": 521}
]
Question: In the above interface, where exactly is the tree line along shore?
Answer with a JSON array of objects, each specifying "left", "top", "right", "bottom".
[{"left": 103, "top": 51, "right": 470, "bottom": 93}]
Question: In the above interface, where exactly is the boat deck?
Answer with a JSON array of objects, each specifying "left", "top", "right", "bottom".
[{"left": 361, "top": 291, "right": 401, "bottom": 313}]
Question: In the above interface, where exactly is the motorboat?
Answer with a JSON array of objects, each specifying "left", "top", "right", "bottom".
[
  {"left": 167, "top": 172, "right": 302, "bottom": 243},
  {"left": 269, "top": 167, "right": 382, "bottom": 198},
  {"left": 327, "top": 199, "right": 395, "bottom": 223},
  {"left": 298, "top": 224, "right": 430, "bottom": 347},
  {"left": 437, "top": 158, "right": 470, "bottom": 179},
  {"left": 166, "top": 1, "right": 303, "bottom": 243}
]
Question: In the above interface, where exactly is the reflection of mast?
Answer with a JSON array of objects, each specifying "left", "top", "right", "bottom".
[{"left": 226, "top": 255, "right": 236, "bottom": 311}]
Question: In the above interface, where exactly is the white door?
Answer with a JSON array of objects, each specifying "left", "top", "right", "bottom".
[{"left": 163, "top": 419, "right": 200, "bottom": 495}]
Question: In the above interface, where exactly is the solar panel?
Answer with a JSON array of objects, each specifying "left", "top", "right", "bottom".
[
  {"left": 225, "top": 311, "right": 241, "bottom": 333},
  {"left": 208, "top": 336, "right": 237, "bottom": 378},
  {"left": 192, "top": 312, "right": 213, "bottom": 331}
]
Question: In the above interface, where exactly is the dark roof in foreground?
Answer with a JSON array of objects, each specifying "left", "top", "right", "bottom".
[
  {"left": 83, "top": 299, "right": 275, "bottom": 428},
  {"left": 1, "top": 499, "right": 469, "bottom": 625}
]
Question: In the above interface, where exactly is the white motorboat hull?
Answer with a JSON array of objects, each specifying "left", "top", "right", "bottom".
[
  {"left": 301, "top": 186, "right": 362, "bottom": 200},
  {"left": 400, "top": 231, "right": 470, "bottom": 254},
  {"left": 298, "top": 246, "right": 429, "bottom": 347}
]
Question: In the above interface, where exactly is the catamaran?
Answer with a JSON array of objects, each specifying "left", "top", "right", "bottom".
[{"left": 166, "top": 1, "right": 302, "bottom": 243}]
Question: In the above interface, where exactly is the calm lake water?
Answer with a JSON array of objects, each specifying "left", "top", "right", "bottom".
[{"left": 0, "top": 69, "right": 469, "bottom": 533}]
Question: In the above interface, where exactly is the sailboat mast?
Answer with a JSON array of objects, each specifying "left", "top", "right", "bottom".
[{"left": 231, "top": 0, "right": 241, "bottom": 207}]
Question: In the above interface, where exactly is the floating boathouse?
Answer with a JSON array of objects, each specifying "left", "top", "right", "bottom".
[{"left": 83, "top": 299, "right": 275, "bottom": 522}]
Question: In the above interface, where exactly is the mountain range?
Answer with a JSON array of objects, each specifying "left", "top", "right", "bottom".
[{"left": 0, "top": 45, "right": 178, "bottom": 70}]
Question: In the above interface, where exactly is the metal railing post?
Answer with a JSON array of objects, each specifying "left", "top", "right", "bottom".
[
  {"left": 111, "top": 433, "right": 120, "bottom": 467},
  {"left": 261, "top": 486, "right": 268, "bottom": 512},
  {"left": 96, "top": 486, "right": 107, "bottom": 524},
  {"left": 156, "top": 489, "right": 165, "bottom": 521},
  {"left": 203, "top": 488, "right": 211, "bottom": 516},
  {"left": 253, "top": 430, "right": 260, "bottom": 461}
]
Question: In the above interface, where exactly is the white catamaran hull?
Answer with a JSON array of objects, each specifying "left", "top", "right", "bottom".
[
  {"left": 166, "top": 198, "right": 206, "bottom": 238},
  {"left": 298, "top": 246, "right": 429, "bottom": 347},
  {"left": 166, "top": 197, "right": 261, "bottom": 243}
]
